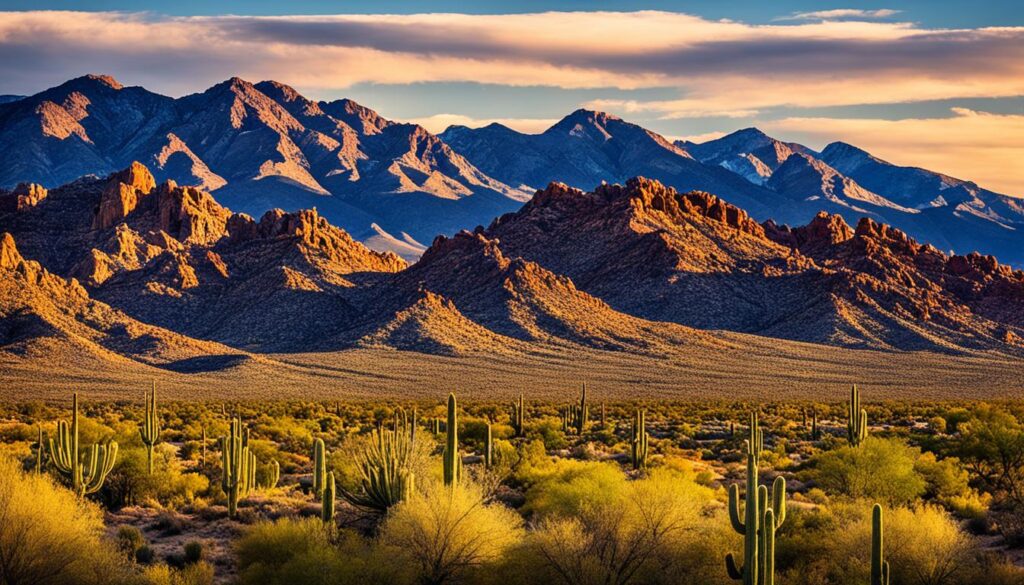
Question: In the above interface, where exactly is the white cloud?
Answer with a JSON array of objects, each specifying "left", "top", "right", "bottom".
[
  {"left": 762, "top": 108, "right": 1024, "bottom": 197},
  {"left": 776, "top": 9, "right": 901, "bottom": 21}
]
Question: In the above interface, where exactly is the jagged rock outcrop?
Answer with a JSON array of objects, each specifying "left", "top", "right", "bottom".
[{"left": 92, "top": 162, "right": 157, "bottom": 229}]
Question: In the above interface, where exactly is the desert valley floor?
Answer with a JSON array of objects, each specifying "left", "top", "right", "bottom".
[{"left": 4, "top": 342, "right": 1023, "bottom": 401}]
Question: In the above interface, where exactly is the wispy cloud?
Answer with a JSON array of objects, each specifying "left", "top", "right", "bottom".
[
  {"left": 775, "top": 8, "right": 901, "bottom": 21},
  {"left": 763, "top": 108, "right": 1024, "bottom": 196},
  {"left": 0, "top": 10, "right": 1020, "bottom": 118}
]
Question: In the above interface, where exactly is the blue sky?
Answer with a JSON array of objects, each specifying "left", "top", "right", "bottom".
[{"left": 0, "top": 2, "right": 1021, "bottom": 193}]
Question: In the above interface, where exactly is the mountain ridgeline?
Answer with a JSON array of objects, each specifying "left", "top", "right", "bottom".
[{"left": 2, "top": 75, "right": 1022, "bottom": 267}]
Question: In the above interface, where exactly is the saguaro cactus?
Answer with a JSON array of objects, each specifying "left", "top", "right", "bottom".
[
  {"left": 220, "top": 416, "right": 253, "bottom": 518},
  {"left": 312, "top": 437, "right": 327, "bottom": 501},
  {"left": 871, "top": 504, "right": 890, "bottom": 585},
  {"left": 631, "top": 409, "right": 649, "bottom": 470},
  {"left": 484, "top": 423, "right": 493, "bottom": 468},
  {"left": 140, "top": 383, "right": 161, "bottom": 474},
  {"left": 725, "top": 412, "right": 787, "bottom": 585},
  {"left": 322, "top": 471, "right": 336, "bottom": 524},
  {"left": 201, "top": 427, "right": 207, "bottom": 465},
  {"left": 265, "top": 459, "right": 280, "bottom": 490},
  {"left": 49, "top": 393, "right": 118, "bottom": 498},
  {"left": 443, "top": 393, "right": 461, "bottom": 486},
  {"left": 567, "top": 383, "right": 589, "bottom": 435},
  {"left": 848, "top": 385, "right": 868, "bottom": 447},
  {"left": 511, "top": 394, "right": 525, "bottom": 437},
  {"left": 35, "top": 424, "right": 44, "bottom": 474},
  {"left": 811, "top": 410, "right": 820, "bottom": 440}
]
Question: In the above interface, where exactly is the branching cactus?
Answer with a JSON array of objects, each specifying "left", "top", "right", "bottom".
[
  {"left": 140, "top": 383, "right": 161, "bottom": 474},
  {"left": 443, "top": 393, "right": 461, "bottom": 486},
  {"left": 49, "top": 393, "right": 118, "bottom": 498},
  {"left": 568, "top": 383, "right": 589, "bottom": 435},
  {"left": 220, "top": 416, "right": 253, "bottom": 518},
  {"left": 631, "top": 409, "right": 649, "bottom": 470},
  {"left": 340, "top": 425, "right": 416, "bottom": 512},
  {"left": 848, "top": 385, "right": 868, "bottom": 447},
  {"left": 725, "top": 412, "right": 787, "bottom": 585},
  {"left": 312, "top": 437, "right": 327, "bottom": 501},
  {"left": 511, "top": 394, "right": 525, "bottom": 437},
  {"left": 322, "top": 471, "right": 336, "bottom": 524},
  {"left": 871, "top": 504, "right": 890, "bottom": 585}
]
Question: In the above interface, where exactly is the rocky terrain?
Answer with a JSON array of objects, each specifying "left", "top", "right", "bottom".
[
  {"left": 3, "top": 160, "right": 1024, "bottom": 367},
  {"left": 486, "top": 177, "right": 1024, "bottom": 351}
]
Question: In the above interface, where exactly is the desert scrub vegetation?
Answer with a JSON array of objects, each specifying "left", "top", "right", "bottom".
[{"left": 1, "top": 387, "right": 1023, "bottom": 583}]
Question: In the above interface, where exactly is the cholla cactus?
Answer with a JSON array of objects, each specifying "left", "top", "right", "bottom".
[
  {"left": 49, "top": 393, "right": 118, "bottom": 498},
  {"left": 631, "top": 409, "right": 649, "bottom": 470},
  {"left": 340, "top": 425, "right": 416, "bottom": 512},
  {"left": 443, "top": 393, "right": 461, "bottom": 486},
  {"left": 871, "top": 504, "right": 890, "bottom": 585},
  {"left": 725, "top": 412, "right": 787, "bottom": 585},
  {"left": 848, "top": 385, "right": 868, "bottom": 447},
  {"left": 312, "top": 437, "right": 327, "bottom": 501},
  {"left": 140, "top": 383, "right": 161, "bottom": 474},
  {"left": 220, "top": 416, "right": 253, "bottom": 518}
]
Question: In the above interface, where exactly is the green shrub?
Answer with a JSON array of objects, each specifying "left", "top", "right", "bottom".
[{"left": 805, "top": 437, "right": 926, "bottom": 505}]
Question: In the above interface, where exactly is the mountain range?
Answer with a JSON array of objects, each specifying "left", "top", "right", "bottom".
[{"left": 2, "top": 75, "right": 1022, "bottom": 269}]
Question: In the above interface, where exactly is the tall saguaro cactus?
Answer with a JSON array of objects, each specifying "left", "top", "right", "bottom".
[
  {"left": 140, "top": 383, "right": 161, "bottom": 474},
  {"left": 443, "top": 393, "right": 461, "bottom": 486},
  {"left": 511, "top": 394, "right": 525, "bottom": 437},
  {"left": 725, "top": 412, "right": 787, "bottom": 585},
  {"left": 49, "top": 393, "right": 119, "bottom": 498},
  {"left": 871, "top": 504, "right": 890, "bottom": 585},
  {"left": 848, "top": 385, "right": 868, "bottom": 447},
  {"left": 220, "top": 416, "right": 253, "bottom": 518},
  {"left": 631, "top": 409, "right": 649, "bottom": 470},
  {"left": 312, "top": 437, "right": 327, "bottom": 501}
]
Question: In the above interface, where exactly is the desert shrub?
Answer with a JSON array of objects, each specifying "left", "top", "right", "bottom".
[
  {"left": 805, "top": 436, "right": 926, "bottom": 505},
  {"left": 0, "top": 455, "right": 133, "bottom": 585},
  {"left": 236, "top": 518, "right": 401, "bottom": 585},
  {"left": 521, "top": 460, "right": 625, "bottom": 517},
  {"left": 527, "top": 466, "right": 718, "bottom": 585},
  {"left": 380, "top": 482, "right": 523, "bottom": 585},
  {"left": 142, "top": 561, "right": 215, "bottom": 585},
  {"left": 183, "top": 541, "right": 204, "bottom": 565},
  {"left": 102, "top": 446, "right": 209, "bottom": 508},
  {"left": 887, "top": 505, "right": 977, "bottom": 585},
  {"left": 116, "top": 524, "right": 146, "bottom": 560}
]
